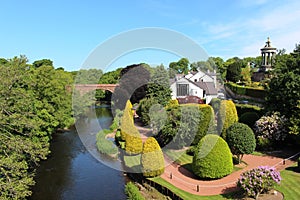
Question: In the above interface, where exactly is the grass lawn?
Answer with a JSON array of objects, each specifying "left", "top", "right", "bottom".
[
  {"left": 276, "top": 163, "right": 300, "bottom": 199},
  {"left": 149, "top": 177, "right": 236, "bottom": 200}
]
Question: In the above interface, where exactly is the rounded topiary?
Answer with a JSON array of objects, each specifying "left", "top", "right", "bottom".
[
  {"left": 226, "top": 123, "right": 256, "bottom": 164},
  {"left": 192, "top": 134, "right": 233, "bottom": 179},
  {"left": 217, "top": 100, "right": 238, "bottom": 140},
  {"left": 239, "top": 112, "right": 260, "bottom": 128},
  {"left": 141, "top": 137, "right": 165, "bottom": 177}
]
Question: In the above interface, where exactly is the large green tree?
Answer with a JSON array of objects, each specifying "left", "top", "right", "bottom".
[
  {"left": 226, "top": 57, "right": 244, "bottom": 82},
  {"left": 146, "top": 64, "right": 171, "bottom": 106},
  {"left": 266, "top": 44, "right": 300, "bottom": 135},
  {"left": 0, "top": 56, "right": 73, "bottom": 199},
  {"left": 169, "top": 58, "right": 189, "bottom": 74}
]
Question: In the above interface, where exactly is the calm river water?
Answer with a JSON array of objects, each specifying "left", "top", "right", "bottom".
[{"left": 30, "top": 106, "right": 127, "bottom": 200}]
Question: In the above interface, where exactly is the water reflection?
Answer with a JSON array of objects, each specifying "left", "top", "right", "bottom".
[{"left": 30, "top": 107, "right": 126, "bottom": 200}]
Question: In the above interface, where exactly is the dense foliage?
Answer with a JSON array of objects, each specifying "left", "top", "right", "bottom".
[
  {"left": 254, "top": 112, "right": 288, "bottom": 149},
  {"left": 169, "top": 58, "right": 189, "bottom": 75},
  {"left": 226, "top": 58, "right": 243, "bottom": 82},
  {"left": 239, "top": 112, "right": 260, "bottom": 128},
  {"left": 155, "top": 104, "right": 214, "bottom": 149},
  {"left": 266, "top": 44, "right": 300, "bottom": 135},
  {"left": 0, "top": 56, "right": 73, "bottom": 199},
  {"left": 96, "top": 129, "right": 118, "bottom": 155},
  {"left": 217, "top": 100, "right": 238, "bottom": 139},
  {"left": 146, "top": 64, "right": 171, "bottom": 107},
  {"left": 124, "top": 182, "right": 145, "bottom": 200},
  {"left": 192, "top": 134, "right": 233, "bottom": 179},
  {"left": 226, "top": 123, "right": 256, "bottom": 163},
  {"left": 238, "top": 166, "right": 281, "bottom": 199},
  {"left": 136, "top": 97, "right": 158, "bottom": 125},
  {"left": 120, "top": 100, "right": 142, "bottom": 154},
  {"left": 141, "top": 137, "right": 165, "bottom": 177}
]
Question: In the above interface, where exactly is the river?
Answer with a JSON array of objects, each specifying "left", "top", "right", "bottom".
[{"left": 30, "top": 106, "right": 127, "bottom": 200}]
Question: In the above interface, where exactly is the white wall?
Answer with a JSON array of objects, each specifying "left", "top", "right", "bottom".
[
  {"left": 170, "top": 78, "right": 204, "bottom": 99},
  {"left": 188, "top": 71, "right": 214, "bottom": 83}
]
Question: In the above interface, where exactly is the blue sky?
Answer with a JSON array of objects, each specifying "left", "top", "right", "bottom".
[{"left": 1, "top": 0, "right": 299, "bottom": 71}]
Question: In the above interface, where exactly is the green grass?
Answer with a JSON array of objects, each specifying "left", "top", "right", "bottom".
[
  {"left": 276, "top": 164, "right": 300, "bottom": 199},
  {"left": 124, "top": 154, "right": 141, "bottom": 168},
  {"left": 165, "top": 149, "right": 193, "bottom": 165},
  {"left": 149, "top": 177, "right": 235, "bottom": 200}
]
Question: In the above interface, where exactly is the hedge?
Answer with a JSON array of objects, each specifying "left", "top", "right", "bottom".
[
  {"left": 235, "top": 103, "right": 264, "bottom": 117},
  {"left": 141, "top": 137, "right": 165, "bottom": 177},
  {"left": 217, "top": 100, "right": 238, "bottom": 139},
  {"left": 120, "top": 100, "right": 143, "bottom": 154},
  {"left": 239, "top": 112, "right": 260, "bottom": 128},
  {"left": 96, "top": 129, "right": 118, "bottom": 155},
  {"left": 124, "top": 182, "right": 145, "bottom": 200},
  {"left": 225, "top": 82, "right": 266, "bottom": 99},
  {"left": 192, "top": 134, "right": 233, "bottom": 179}
]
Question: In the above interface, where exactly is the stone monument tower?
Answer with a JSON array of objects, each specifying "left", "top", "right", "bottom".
[{"left": 260, "top": 37, "right": 276, "bottom": 72}]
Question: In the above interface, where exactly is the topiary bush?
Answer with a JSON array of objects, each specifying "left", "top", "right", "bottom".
[
  {"left": 124, "top": 182, "right": 145, "bottom": 200},
  {"left": 110, "top": 109, "right": 123, "bottom": 131},
  {"left": 136, "top": 97, "right": 158, "bottom": 125},
  {"left": 210, "top": 98, "right": 221, "bottom": 113},
  {"left": 141, "top": 137, "right": 165, "bottom": 177},
  {"left": 120, "top": 100, "right": 143, "bottom": 154},
  {"left": 226, "top": 123, "right": 256, "bottom": 164},
  {"left": 217, "top": 100, "right": 238, "bottom": 139},
  {"left": 237, "top": 166, "right": 281, "bottom": 199},
  {"left": 192, "top": 134, "right": 233, "bottom": 179}
]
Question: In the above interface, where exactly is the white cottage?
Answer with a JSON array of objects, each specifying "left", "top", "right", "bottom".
[{"left": 170, "top": 70, "right": 218, "bottom": 104}]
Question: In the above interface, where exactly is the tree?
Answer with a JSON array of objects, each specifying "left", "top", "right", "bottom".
[
  {"left": 141, "top": 137, "right": 164, "bottom": 177},
  {"left": 192, "top": 134, "right": 233, "bottom": 179},
  {"left": 211, "top": 57, "right": 226, "bottom": 80},
  {"left": 169, "top": 58, "right": 189, "bottom": 74},
  {"left": 217, "top": 100, "right": 238, "bottom": 139},
  {"left": 241, "top": 65, "right": 252, "bottom": 85},
  {"left": 226, "top": 123, "right": 256, "bottom": 164},
  {"left": 266, "top": 44, "right": 300, "bottom": 135},
  {"left": 0, "top": 56, "right": 73, "bottom": 199},
  {"left": 226, "top": 57, "right": 244, "bottom": 82},
  {"left": 146, "top": 64, "right": 171, "bottom": 106},
  {"left": 32, "top": 58, "right": 53, "bottom": 68}
]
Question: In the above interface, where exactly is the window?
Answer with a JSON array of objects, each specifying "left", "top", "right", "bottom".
[{"left": 177, "top": 84, "right": 189, "bottom": 96}]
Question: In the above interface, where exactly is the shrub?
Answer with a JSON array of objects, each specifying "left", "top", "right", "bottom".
[
  {"left": 217, "top": 100, "right": 238, "bottom": 139},
  {"left": 124, "top": 182, "right": 145, "bottom": 200},
  {"left": 141, "top": 137, "right": 165, "bottom": 177},
  {"left": 226, "top": 123, "right": 256, "bottom": 163},
  {"left": 237, "top": 166, "right": 281, "bottom": 199},
  {"left": 239, "top": 112, "right": 260, "bottom": 128},
  {"left": 156, "top": 104, "right": 215, "bottom": 149},
  {"left": 120, "top": 100, "right": 143, "bottom": 154},
  {"left": 96, "top": 129, "right": 118, "bottom": 155},
  {"left": 235, "top": 103, "right": 264, "bottom": 117},
  {"left": 110, "top": 109, "right": 123, "bottom": 131},
  {"left": 136, "top": 97, "right": 158, "bottom": 125},
  {"left": 165, "top": 99, "right": 179, "bottom": 110},
  {"left": 192, "top": 134, "right": 233, "bottom": 179},
  {"left": 210, "top": 98, "right": 221, "bottom": 113},
  {"left": 120, "top": 100, "right": 134, "bottom": 140},
  {"left": 254, "top": 112, "right": 288, "bottom": 149}
]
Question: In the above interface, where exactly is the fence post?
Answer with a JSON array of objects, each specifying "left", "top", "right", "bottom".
[
  {"left": 197, "top": 185, "right": 200, "bottom": 192},
  {"left": 170, "top": 172, "right": 172, "bottom": 179}
]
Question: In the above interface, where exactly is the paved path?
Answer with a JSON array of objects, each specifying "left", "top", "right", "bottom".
[
  {"left": 134, "top": 120, "right": 296, "bottom": 196},
  {"left": 161, "top": 154, "right": 294, "bottom": 196}
]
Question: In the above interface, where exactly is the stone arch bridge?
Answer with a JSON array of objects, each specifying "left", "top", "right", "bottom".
[{"left": 67, "top": 84, "right": 119, "bottom": 95}]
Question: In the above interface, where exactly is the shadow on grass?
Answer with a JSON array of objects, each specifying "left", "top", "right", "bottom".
[{"left": 285, "top": 166, "right": 300, "bottom": 173}]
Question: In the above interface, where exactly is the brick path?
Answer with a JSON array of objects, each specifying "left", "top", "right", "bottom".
[{"left": 161, "top": 154, "right": 294, "bottom": 196}]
